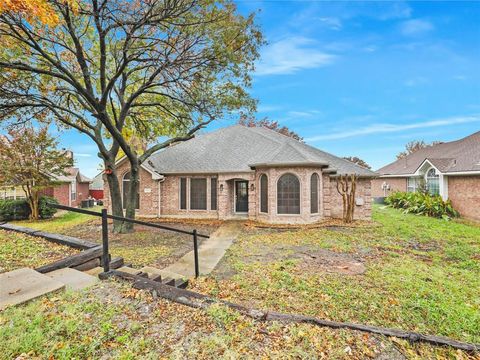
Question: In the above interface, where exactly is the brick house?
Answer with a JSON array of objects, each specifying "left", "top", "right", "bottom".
[
  {"left": 40, "top": 167, "right": 92, "bottom": 207},
  {"left": 104, "top": 125, "right": 376, "bottom": 224},
  {"left": 372, "top": 131, "right": 480, "bottom": 221},
  {"left": 1, "top": 167, "right": 92, "bottom": 207}
]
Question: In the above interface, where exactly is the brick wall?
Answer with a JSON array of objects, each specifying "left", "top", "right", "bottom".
[
  {"left": 53, "top": 183, "right": 70, "bottom": 206},
  {"left": 103, "top": 160, "right": 372, "bottom": 223},
  {"left": 371, "top": 177, "right": 407, "bottom": 197},
  {"left": 326, "top": 177, "right": 372, "bottom": 220},
  {"left": 447, "top": 175, "right": 480, "bottom": 221}
]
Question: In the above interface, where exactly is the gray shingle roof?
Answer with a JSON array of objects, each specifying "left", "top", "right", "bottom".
[
  {"left": 147, "top": 125, "right": 376, "bottom": 177},
  {"left": 378, "top": 131, "right": 480, "bottom": 175}
]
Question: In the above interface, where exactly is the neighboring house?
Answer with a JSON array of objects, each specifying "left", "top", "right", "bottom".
[
  {"left": 372, "top": 131, "right": 480, "bottom": 221},
  {"left": 89, "top": 173, "right": 104, "bottom": 200},
  {"left": 104, "top": 125, "right": 376, "bottom": 224},
  {"left": 39, "top": 167, "right": 92, "bottom": 207}
]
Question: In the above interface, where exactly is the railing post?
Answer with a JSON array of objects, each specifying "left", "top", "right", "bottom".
[
  {"left": 101, "top": 208, "right": 110, "bottom": 273},
  {"left": 193, "top": 229, "right": 199, "bottom": 278}
]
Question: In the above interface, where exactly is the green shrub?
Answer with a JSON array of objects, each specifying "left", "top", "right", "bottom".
[
  {"left": 0, "top": 199, "right": 30, "bottom": 221},
  {"left": 385, "top": 191, "right": 459, "bottom": 220},
  {"left": 0, "top": 196, "right": 58, "bottom": 221},
  {"left": 39, "top": 196, "right": 58, "bottom": 219}
]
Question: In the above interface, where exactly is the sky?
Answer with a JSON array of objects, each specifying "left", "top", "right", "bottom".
[{"left": 61, "top": 1, "right": 480, "bottom": 177}]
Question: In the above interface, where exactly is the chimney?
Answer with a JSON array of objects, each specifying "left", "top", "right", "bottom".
[{"left": 63, "top": 149, "right": 74, "bottom": 159}]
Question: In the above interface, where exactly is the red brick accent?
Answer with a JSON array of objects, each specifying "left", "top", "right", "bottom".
[
  {"left": 371, "top": 177, "right": 407, "bottom": 197},
  {"left": 447, "top": 175, "right": 480, "bottom": 221}
]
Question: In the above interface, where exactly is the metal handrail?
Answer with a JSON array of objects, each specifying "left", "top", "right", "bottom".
[{"left": 47, "top": 202, "right": 208, "bottom": 277}]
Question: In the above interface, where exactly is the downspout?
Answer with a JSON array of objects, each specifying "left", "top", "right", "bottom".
[{"left": 157, "top": 177, "right": 165, "bottom": 218}]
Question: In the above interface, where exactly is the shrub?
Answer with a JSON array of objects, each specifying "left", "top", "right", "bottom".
[
  {"left": 385, "top": 191, "right": 459, "bottom": 220},
  {"left": 0, "top": 199, "right": 30, "bottom": 221},
  {"left": 0, "top": 196, "right": 58, "bottom": 221},
  {"left": 39, "top": 196, "right": 58, "bottom": 219}
]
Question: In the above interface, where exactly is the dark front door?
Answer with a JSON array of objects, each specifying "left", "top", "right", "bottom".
[{"left": 235, "top": 181, "right": 249, "bottom": 213}]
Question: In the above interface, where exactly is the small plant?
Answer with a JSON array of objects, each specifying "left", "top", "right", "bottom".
[{"left": 385, "top": 191, "right": 459, "bottom": 219}]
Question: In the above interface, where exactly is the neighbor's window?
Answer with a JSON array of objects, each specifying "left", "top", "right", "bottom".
[
  {"left": 190, "top": 178, "right": 207, "bottom": 210},
  {"left": 122, "top": 171, "right": 139, "bottom": 209},
  {"left": 260, "top": 174, "right": 268, "bottom": 213},
  {"left": 71, "top": 178, "right": 77, "bottom": 201},
  {"left": 407, "top": 177, "right": 420, "bottom": 193},
  {"left": 180, "top": 178, "right": 187, "bottom": 210},
  {"left": 277, "top": 173, "right": 300, "bottom": 214},
  {"left": 310, "top": 173, "right": 319, "bottom": 214},
  {"left": 426, "top": 168, "right": 439, "bottom": 195},
  {"left": 211, "top": 178, "right": 217, "bottom": 211}
]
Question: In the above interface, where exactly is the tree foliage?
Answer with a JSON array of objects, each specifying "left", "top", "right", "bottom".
[
  {"left": 238, "top": 116, "right": 303, "bottom": 141},
  {"left": 396, "top": 140, "right": 441, "bottom": 159},
  {"left": 0, "top": 0, "right": 262, "bottom": 231},
  {"left": 0, "top": 127, "right": 73, "bottom": 219},
  {"left": 343, "top": 156, "right": 371, "bottom": 169}
]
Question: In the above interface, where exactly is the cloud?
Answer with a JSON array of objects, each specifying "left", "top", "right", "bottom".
[
  {"left": 318, "top": 17, "right": 342, "bottom": 30},
  {"left": 400, "top": 19, "right": 434, "bottom": 36},
  {"left": 257, "top": 104, "right": 282, "bottom": 113},
  {"left": 256, "top": 37, "right": 336, "bottom": 76},
  {"left": 74, "top": 153, "right": 92, "bottom": 157},
  {"left": 306, "top": 115, "right": 480, "bottom": 141},
  {"left": 404, "top": 76, "right": 429, "bottom": 87},
  {"left": 287, "top": 110, "right": 322, "bottom": 118}
]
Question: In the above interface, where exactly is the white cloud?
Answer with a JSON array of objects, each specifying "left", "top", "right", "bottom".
[
  {"left": 400, "top": 19, "right": 434, "bottom": 36},
  {"left": 404, "top": 76, "right": 429, "bottom": 87},
  {"left": 256, "top": 37, "right": 336, "bottom": 76},
  {"left": 287, "top": 110, "right": 321, "bottom": 118},
  {"left": 257, "top": 104, "right": 282, "bottom": 113},
  {"left": 318, "top": 17, "right": 342, "bottom": 30},
  {"left": 306, "top": 115, "right": 480, "bottom": 141},
  {"left": 74, "top": 153, "right": 92, "bottom": 157}
]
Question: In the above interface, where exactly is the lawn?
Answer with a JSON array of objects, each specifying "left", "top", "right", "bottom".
[
  {"left": 1, "top": 206, "right": 479, "bottom": 359},
  {"left": 0, "top": 230, "right": 78, "bottom": 273},
  {"left": 13, "top": 209, "right": 220, "bottom": 268}
]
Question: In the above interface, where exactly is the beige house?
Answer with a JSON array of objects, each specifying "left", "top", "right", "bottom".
[
  {"left": 105, "top": 125, "right": 376, "bottom": 224},
  {"left": 372, "top": 131, "right": 480, "bottom": 221}
]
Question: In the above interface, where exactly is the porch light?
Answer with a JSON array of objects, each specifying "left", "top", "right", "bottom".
[
  {"left": 220, "top": 184, "right": 224, "bottom": 192},
  {"left": 250, "top": 183, "right": 255, "bottom": 191}
]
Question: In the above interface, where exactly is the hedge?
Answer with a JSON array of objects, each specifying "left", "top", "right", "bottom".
[
  {"left": 0, "top": 196, "right": 58, "bottom": 221},
  {"left": 385, "top": 191, "right": 459, "bottom": 220}
]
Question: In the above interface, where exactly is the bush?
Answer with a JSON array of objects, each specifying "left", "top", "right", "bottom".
[
  {"left": 0, "top": 199, "right": 30, "bottom": 221},
  {"left": 39, "top": 196, "right": 58, "bottom": 219},
  {"left": 0, "top": 196, "right": 58, "bottom": 221},
  {"left": 385, "top": 191, "right": 459, "bottom": 220}
]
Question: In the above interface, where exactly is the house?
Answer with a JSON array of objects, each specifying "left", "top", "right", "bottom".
[
  {"left": 1, "top": 167, "right": 92, "bottom": 207},
  {"left": 104, "top": 125, "right": 376, "bottom": 224},
  {"left": 372, "top": 131, "right": 480, "bottom": 221},
  {"left": 39, "top": 167, "right": 92, "bottom": 207},
  {"left": 89, "top": 173, "right": 104, "bottom": 200}
]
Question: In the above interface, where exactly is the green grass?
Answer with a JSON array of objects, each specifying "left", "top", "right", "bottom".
[
  {"left": 12, "top": 207, "right": 101, "bottom": 232},
  {"left": 193, "top": 205, "right": 480, "bottom": 358}
]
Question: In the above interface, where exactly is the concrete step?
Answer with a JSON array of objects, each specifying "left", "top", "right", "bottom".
[
  {"left": 85, "top": 267, "right": 104, "bottom": 276},
  {"left": 0, "top": 268, "right": 65, "bottom": 310},
  {"left": 117, "top": 266, "right": 142, "bottom": 275},
  {"left": 46, "top": 268, "right": 99, "bottom": 291},
  {"left": 140, "top": 266, "right": 188, "bottom": 288}
]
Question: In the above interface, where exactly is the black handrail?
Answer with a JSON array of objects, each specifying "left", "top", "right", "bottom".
[{"left": 48, "top": 203, "right": 208, "bottom": 277}]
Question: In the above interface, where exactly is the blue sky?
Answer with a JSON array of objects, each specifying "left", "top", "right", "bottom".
[{"left": 62, "top": 1, "right": 480, "bottom": 177}]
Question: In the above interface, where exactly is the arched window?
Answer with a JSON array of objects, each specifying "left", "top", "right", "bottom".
[
  {"left": 277, "top": 173, "right": 300, "bottom": 214},
  {"left": 426, "top": 168, "right": 439, "bottom": 195},
  {"left": 123, "top": 172, "right": 139, "bottom": 209},
  {"left": 260, "top": 174, "right": 268, "bottom": 213},
  {"left": 310, "top": 173, "right": 319, "bottom": 214}
]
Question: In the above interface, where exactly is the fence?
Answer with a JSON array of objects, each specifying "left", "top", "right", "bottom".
[{"left": 47, "top": 203, "right": 209, "bottom": 277}]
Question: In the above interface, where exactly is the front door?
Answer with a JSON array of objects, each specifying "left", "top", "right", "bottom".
[{"left": 235, "top": 181, "right": 249, "bottom": 213}]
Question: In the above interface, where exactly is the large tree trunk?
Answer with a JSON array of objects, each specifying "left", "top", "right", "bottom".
[
  {"left": 104, "top": 161, "right": 126, "bottom": 233},
  {"left": 123, "top": 162, "right": 140, "bottom": 233}
]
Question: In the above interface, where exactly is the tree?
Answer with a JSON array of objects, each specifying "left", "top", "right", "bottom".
[
  {"left": 335, "top": 174, "right": 357, "bottom": 224},
  {"left": 0, "top": 0, "right": 262, "bottom": 232},
  {"left": 0, "top": 126, "right": 73, "bottom": 219},
  {"left": 238, "top": 116, "right": 303, "bottom": 141},
  {"left": 343, "top": 156, "right": 371, "bottom": 169},
  {"left": 396, "top": 140, "right": 441, "bottom": 159}
]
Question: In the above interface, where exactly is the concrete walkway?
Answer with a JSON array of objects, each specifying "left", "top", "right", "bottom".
[{"left": 157, "top": 221, "right": 242, "bottom": 278}]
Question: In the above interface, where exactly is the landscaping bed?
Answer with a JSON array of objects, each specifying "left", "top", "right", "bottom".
[{"left": 0, "top": 230, "right": 79, "bottom": 273}]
